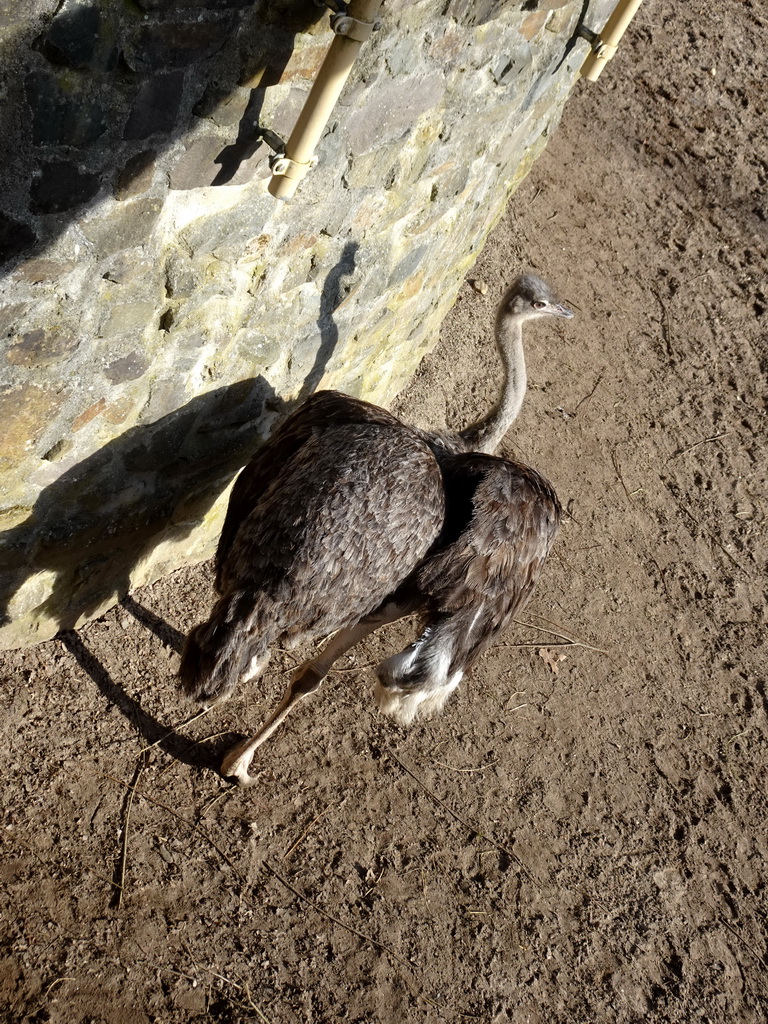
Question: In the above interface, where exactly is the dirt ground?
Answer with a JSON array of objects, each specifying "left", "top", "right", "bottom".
[{"left": 2, "top": 1, "right": 766, "bottom": 1021}]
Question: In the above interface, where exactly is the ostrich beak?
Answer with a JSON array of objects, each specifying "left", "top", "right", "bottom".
[{"left": 550, "top": 301, "right": 574, "bottom": 318}]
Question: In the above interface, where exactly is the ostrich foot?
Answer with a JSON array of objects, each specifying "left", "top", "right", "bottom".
[
  {"left": 217, "top": 610, "right": 409, "bottom": 786},
  {"left": 202, "top": 691, "right": 232, "bottom": 711},
  {"left": 220, "top": 738, "right": 261, "bottom": 786},
  {"left": 218, "top": 665, "right": 325, "bottom": 785}
]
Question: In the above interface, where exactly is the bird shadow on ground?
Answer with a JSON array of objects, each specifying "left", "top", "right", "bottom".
[
  {"left": 122, "top": 595, "right": 186, "bottom": 654},
  {"left": 59, "top": 630, "right": 223, "bottom": 772}
]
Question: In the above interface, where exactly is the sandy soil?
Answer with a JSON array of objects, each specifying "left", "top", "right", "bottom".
[{"left": 2, "top": 1, "right": 766, "bottom": 1021}]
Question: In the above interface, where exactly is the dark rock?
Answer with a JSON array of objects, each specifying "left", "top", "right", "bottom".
[
  {"left": 270, "top": 86, "right": 307, "bottom": 140},
  {"left": 125, "top": 410, "right": 198, "bottom": 470},
  {"left": 123, "top": 17, "right": 239, "bottom": 71},
  {"left": 0, "top": 214, "right": 37, "bottom": 263},
  {"left": 7, "top": 329, "right": 80, "bottom": 368},
  {"left": 104, "top": 351, "right": 150, "bottom": 384},
  {"left": 1, "top": 383, "right": 67, "bottom": 463},
  {"left": 193, "top": 85, "right": 251, "bottom": 127},
  {"left": 30, "top": 160, "right": 101, "bottom": 214},
  {"left": 212, "top": 139, "right": 270, "bottom": 186},
  {"left": 135, "top": 0, "right": 251, "bottom": 9},
  {"left": 26, "top": 70, "right": 107, "bottom": 147},
  {"left": 389, "top": 245, "right": 428, "bottom": 287},
  {"left": 35, "top": 0, "right": 118, "bottom": 71},
  {"left": 115, "top": 152, "right": 157, "bottom": 200},
  {"left": 14, "top": 259, "right": 79, "bottom": 284},
  {"left": 344, "top": 75, "right": 446, "bottom": 155},
  {"left": 81, "top": 199, "right": 163, "bottom": 256},
  {"left": 0, "top": 304, "right": 28, "bottom": 336},
  {"left": 169, "top": 136, "right": 227, "bottom": 190},
  {"left": 123, "top": 72, "right": 185, "bottom": 140}
]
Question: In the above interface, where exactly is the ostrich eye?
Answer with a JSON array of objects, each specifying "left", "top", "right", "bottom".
[{"left": 533, "top": 300, "right": 546, "bottom": 309}]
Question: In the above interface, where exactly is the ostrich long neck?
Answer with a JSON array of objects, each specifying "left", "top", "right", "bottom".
[{"left": 459, "top": 311, "right": 527, "bottom": 454}]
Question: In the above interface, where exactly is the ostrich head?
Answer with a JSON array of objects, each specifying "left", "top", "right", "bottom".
[{"left": 498, "top": 273, "right": 574, "bottom": 323}]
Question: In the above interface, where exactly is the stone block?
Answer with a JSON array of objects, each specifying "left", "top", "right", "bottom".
[
  {"left": 193, "top": 86, "right": 251, "bottom": 127},
  {"left": 141, "top": 378, "right": 190, "bottom": 424},
  {"left": 442, "top": 0, "right": 497, "bottom": 27},
  {"left": 345, "top": 75, "right": 446, "bottom": 155},
  {"left": 169, "top": 135, "right": 233, "bottom": 190},
  {"left": 7, "top": 329, "right": 80, "bottom": 368},
  {"left": 268, "top": 86, "right": 308, "bottom": 140},
  {"left": 123, "top": 72, "right": 186, "bottom": 140},
  {"left": 72, "top": 398, "right": 106, "bottom": 431},
  {"left": 490, "top": 46, "right": 533, "bottom": 86},
  {"left": 280, "top": 37, "right": 329, "bottom": 82},
  {"left": 100, "top": 396, "right": 137, "bottom": 426},
  {"left": 103, "top": 350, "right": 151, "bottom": 383},
  {"left": 0, "top": 304, "right": 28, "bottom": 336},
  {"left": 0, "top": 384, "right": 66, "bottom": 467},
  {"left": 13, "top": 259, "right": 79, "bottom": 284},
  {"left": 0, "top": 214, "right": 37, "bottom": 264},
  {"left": 123, "top": 16, "right": 239, "bottom": 71},
  {"left": 99, "top": 304, "right": 157, "bottom": 340},
  {"left": 35, "top": 0, "right": 118, "bottom": 71},
  {"left": 100, "top": 251, "right": 158, "bottom": 290},
  {"left": 81, "top": 199, "right": 163, "bottom": 257},
  {"left": 163, "top": 253, "right": 199, "bottom": 299},
  {"left": 115, "top": 152, "right": 157, "bottom": 200},
  {"left": 519, "top": 11, "right": 548, "bottom": 40},
  {"left": 30, "top": 160, "right": 101, "bottom": 214},
  {"left": 215, "top": 140, "right": 271, "bottom": 187}
]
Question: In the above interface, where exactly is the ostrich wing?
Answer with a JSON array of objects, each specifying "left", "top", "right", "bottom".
[
  {"left": 216, "top": 390, "right": 413, "bottom": 588},
  {"left": 219, "top": 421, "right": 445, "bottom": 641},
  {"left": 416, "top": 453, "right": 561, "bottom": 670}
]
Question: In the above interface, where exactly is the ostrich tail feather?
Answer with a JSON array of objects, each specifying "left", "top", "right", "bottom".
[{"left": 179, "top": 590, "right": 270, "bottom": 703}]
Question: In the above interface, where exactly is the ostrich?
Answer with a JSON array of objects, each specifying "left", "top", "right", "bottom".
[{"left": 179, "top": 274, "right": 573, "bottom": 785}]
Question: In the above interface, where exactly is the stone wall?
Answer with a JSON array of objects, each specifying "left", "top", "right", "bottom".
[{"left": 0, "top": 0, "right": 609, "bottom": 648}]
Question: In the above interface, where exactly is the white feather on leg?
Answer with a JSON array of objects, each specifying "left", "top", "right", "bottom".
[{"left": 375, "top": 630, "right": 464, "bottom": 726}]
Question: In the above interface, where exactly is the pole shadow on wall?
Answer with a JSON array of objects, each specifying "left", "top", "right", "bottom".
[
  {"left": 299, "top": 238, "right": 359, "bottom": 402},
  {"left": 0, "top": 0, "right": 324, "bottom": 274}
]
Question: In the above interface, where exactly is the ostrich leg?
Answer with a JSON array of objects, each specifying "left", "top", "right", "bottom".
[{"left": 220, "top": 600, "right": 408, "bottom": 785}]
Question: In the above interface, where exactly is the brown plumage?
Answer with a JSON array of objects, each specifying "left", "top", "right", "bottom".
[{"left": 179, "top": 273, "right": 573, "bottom": 784}]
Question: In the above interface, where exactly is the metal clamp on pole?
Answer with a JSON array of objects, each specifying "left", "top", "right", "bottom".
[
  {"left": 268, "top": 0, "right": 384, "bottom": 201},
  {"left": 579, "top": 0, "right": 644, "bottom": 82},
  {"left": 330, "top": 11, "right": 379, "bottom": 42},
  {"left": 270, "top": 153, "right": 319, "bottom": 182}
]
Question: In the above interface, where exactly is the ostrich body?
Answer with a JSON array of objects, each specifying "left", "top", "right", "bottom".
[{"left": 179, "top": 274, "right": 573, "bottom": 784}]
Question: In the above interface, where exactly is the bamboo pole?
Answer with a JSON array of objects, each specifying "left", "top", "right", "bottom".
[
  {"left": 268, "top": 0, "right": 384, "bottom": 200},
  {"left": 580, "top": 0, "right": 644, "bottom": 82}
]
